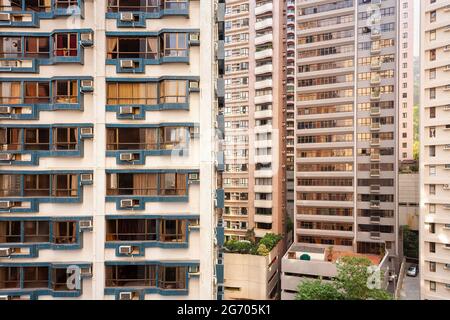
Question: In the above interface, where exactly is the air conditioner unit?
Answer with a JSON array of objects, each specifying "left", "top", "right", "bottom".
[
  {"left": 0, "top": 201, "right": 12, "bottom": 209},
  {"left": 79, "top": 220, "right": 93, "bottom": 230},
  {"left": 188, "top": 265, "right": 200, "bottom": 274},
  {"left": 189, "top": 32, "right": 200, "bottom": 42},
  {"left": 119, "top": 106, "right": 134, "bottom": 114},
  {"left": 120, "top": 12, "right": 135, "bottom": 22},
  {"left": 189, "top": 80, "right": 199, "bottom": 90},
  {"left": 120, "top": 153, "right": 134, "bottom": 161},
  {"left": 120, "top": 60, "right": 135, "bottom": 68},
  {"left": 80, "top": 32, "right": 93, "bottom": 42},
  {"left": 188, "top": 173, "right": 199, "bottom": 181},
  {"left": 119, "top": 245, "right": 132, "bottom": 255},
  {"left": 80, "top": 266, "right": 92, "bottom": 277},
  {"left": 0, "top": 13, "right": 11, "bottom": 21},
  {"left": 80, "top": 80, "right": 94, "bottom": 92},
  {"left": 0, "top": 106, "right": 12, "bottom": 114},
  {"left": 119, "top": 292, "right": 134, "bottom": 300},
  {"left": 120, "top": 199, "right": 134, "bottom": 208},
  {"left": 0, "top": 153, "right": 14, "bottom": 161},
  {"left": 80, "top": 127, "right": 93, "bottom": 136},
  {"left": 80, "top": 173, "right": 93, "bottom": 183},
  {"left": 0, "top": 248, "right": 12, "bottom": 257},
  {"left": 190, "top": 126, "right": 200, "bottom": 138}
]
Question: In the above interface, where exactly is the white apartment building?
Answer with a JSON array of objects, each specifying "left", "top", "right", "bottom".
[
  {"left": 223, "top": 0, "right": 285, "bottom": 241},
  {"left": 0, "top": 0, "right": 223, "bottom": 300},
  {"left": 420, "top": 0, "right": 450, "bottom": 300},
  {"left": 294, "top": 0, "right": 401, "bottom": 259}
]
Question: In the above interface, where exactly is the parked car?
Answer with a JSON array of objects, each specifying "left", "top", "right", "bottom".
[{"left": 407, "top": 265, "right": 419, "bottom": 277}]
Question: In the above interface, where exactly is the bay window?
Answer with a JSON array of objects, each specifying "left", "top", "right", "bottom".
[
  {"left": 163, "top": 33, "right": 187, "bottom": 57},
  {"left": 23, "top": 221, "right": 50, "bottom": 243},
  {"left": 159, "top": 80, "right": 187, "bottom": 103},
  {"left": 53, "top": 33, "right": 78, "bottom": 57}
]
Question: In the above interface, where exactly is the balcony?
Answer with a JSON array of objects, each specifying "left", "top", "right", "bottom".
[
  {"left": 254, "top": 199, "right": 272, "bottom": 208},
  {"left": 0, "top": 171, "right": 92, "bottom": 212},
  {"left": 370, "top": 122, "right": 381, "bottom": 131},
  {"left": 370, "top": 169, "right": 380, "bottom": 177},
  {"left": 0, "top": 218, "right": 92, "bottom": 256},
  {"left": 370, "top": 107, "right": 380, "bottom": 116},
  {"left": 255, "top": 2, "right": 272, "bottom": 16},
  {"left": 105, "top": 217, "right": 198, "bottom": 251},
  {"left": 254, "top": 185, "right": 272, "bottom": 193},
  {"left": 254, "top": 94, "right": 272, "bottom": 105},
  {"left": 254, "top": 154, "right": 272, "bottom": 163},
  {"left": 106, "top": 32, "right": 196, "bottom": 72},
  {"left": 370, "top": 200, "right": 381, "bottom": 209},
  {"left": 0, "top": 0, "right": 85, "bottom": 27},
  {"left": 0, "top": 77, "right": 92, "bottom": 119},
  {"left": 370, "top": 75, "right": 381, "bottom": 85},
  {"left": 104, "top": 263, "right": 194, "bottom": 296},
  {"left": 254, "top": 214, "right": 273, "bottom": 224},
  {"left": 254, "top": 109, "right": 273, "bottom": 119},
  {"left": 105, "top": 125, "right": 193, "bottom": 164},
  {"left": 255, "top": 48, "right": 273, "bottom": 60},
  {"left": 255, "top": 18, "right": 272, "bottom": 31},
  {"left": 105, "top": 78, "right": 197, "bottom": 118},
  {"left": 254, "top": 33, "right": 273, "bottom": 46},
  {"left": 0, "top": 263, "right": 92, "bottom": 298},
  {"left": 370, "top": 59, "right": 382, "bottom": 70},
  {"left": 255, "top": 79, "right": 272, "bottom": 90},
  {"left": 105, "top": 170, "right": 198, "bottom": 209},
  {"left": 106, "top": 0, "right": 189, "bottom": 27},
  {"left": 370, "top": 90, "right": 381, "bottom": 100},
  {"left": 0, "top": 31, "right": 93, "bottom": 73},
  {"left": 0, "top": 125, "right": 93, "bottom": 165},
  {"left": 255, "top": 63, "right": 273, "bottom": 75}
]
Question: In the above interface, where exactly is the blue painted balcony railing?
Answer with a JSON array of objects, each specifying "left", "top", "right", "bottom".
[
  {"left": 105, "top": 30, "right": 200, "bottom": 73},
  {"left": 0, "top": 29, "right": 94, "bottom": 73},
  {"left": 0, "top": 216, "right": 92, "bottom": 258},
  {"left": 0, "top": 262, "right": 92, "bottom": 299},
  {"left": 0, "top": 170, "right": 93, "bottom": 213},
  {"left": 105, "top": 76, "right": 199, "bottom": 119},
  {"left": 106, "top": 0, "right": 189, "bottom": 28},
  {"left": 0, "top": 0, "right": 85, "bottom": 27},
  {"left": 0, "top": 76, "right": 93, "bottom": 120},
  {"left": 105, "top": 123, "right": 196, "bottom": 164},
  {"left": 105, "top": 169, "right": 199, "bottom": 210},
  {"left": 0, "top": 124, "right": 93, "bottom": 165},
  {"left": 104, "top": 261, "right": 199, "bottom": 298},
  {"left": 105, "top": 214, "right": 200, "bottom": 254}
]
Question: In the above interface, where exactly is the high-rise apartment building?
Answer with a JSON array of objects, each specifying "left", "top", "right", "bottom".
[
  {"left": 420, "top": 0, "right": 450, "bottom": 300},
  {"left": 0, "top": 0, "right": 223, "bottom": 300},
  {"left": 398, "top": 0, "right": 414, "bottom": 161},
  {"left": 294, "top": 0, "right": 400, "bottom": 258},
  {"left": 285, "top": 0, "right": 295, "bottom": 231},
  {"left": 223, "top": 0, "right": 285, "bottom": 241}
]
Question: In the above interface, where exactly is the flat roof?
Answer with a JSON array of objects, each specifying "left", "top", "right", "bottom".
[{"left": 286, "top": 244, "right": 382, "bottom": 265}]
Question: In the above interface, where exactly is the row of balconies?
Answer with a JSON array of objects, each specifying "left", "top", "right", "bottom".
[
  {"left": 0, "top": 124, "right": 209, "bottom": 166},
  {"left": 0, "top": 0, "right": 192, "bottom": 28},
  {"left": 0, "top": 77, "right": 201, "bottom": 120},
  {"left": 0, "top": 262, "right": 200, "bottom": 300},
  {"left": 0, "top": 216, "right": 200, "bottom": 259},
  {"left": 0, "top": 170, "right": 206, "bottom": 213},
  {"left": 0, "top": 31, "right": 200, "bottom": 73}
]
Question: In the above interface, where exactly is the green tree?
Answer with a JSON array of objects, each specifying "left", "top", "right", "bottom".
[
  {"left": 402, "top": 225, "right": 419, "bottom": 259},
  {"left": 296, "top": 256, "right": 393, "bottom": 300},
  {"left": 295, "top": 279, "right": 342, "bottom": 300}
]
